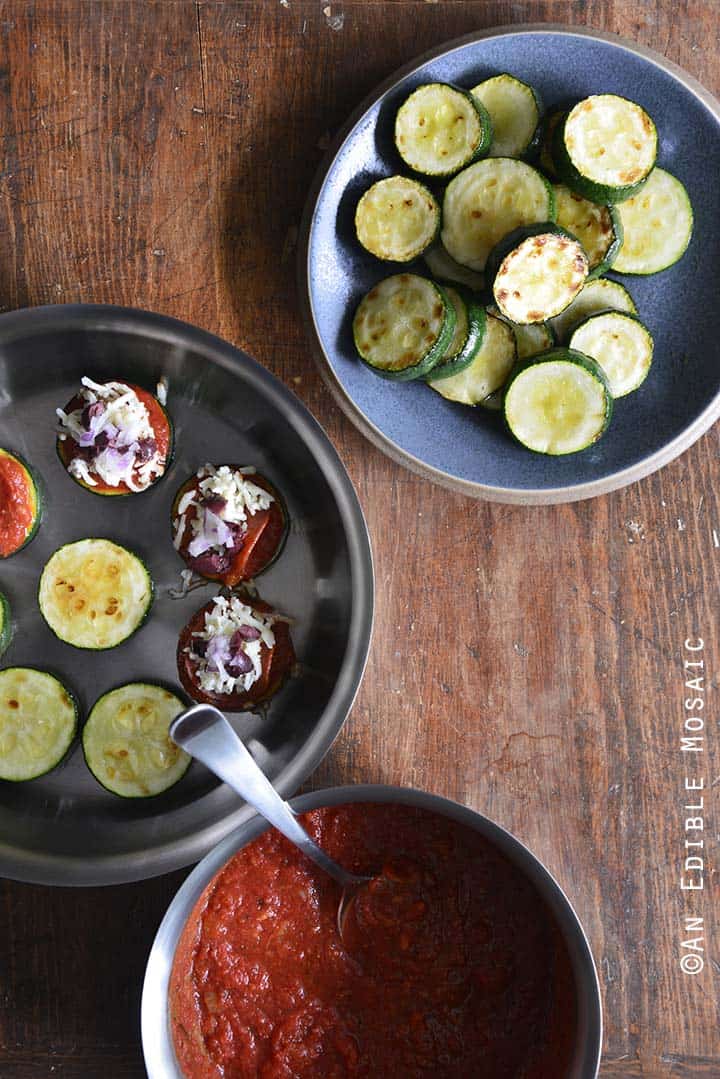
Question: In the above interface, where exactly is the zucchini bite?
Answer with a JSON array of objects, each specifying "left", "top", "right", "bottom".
[
  {"left": 39, "top": 538, "right": 153, "bottom": 650},
  {"left": 441, "top": 158, "right": 555, "bottom": 272},
  {"left": 553, "top": 184, "right": 623, "bottom": 279},
  {"left": 172, "top": 463, "right": 288, "bottom": 587},
  {"left": 56, "top": 376, "right": 173, "bottom": 496},
  {"left": 353, "top": 274, "right": 456, "bottom": 379},
  {"left": 487, "top": 224, "right": 588, "bottom": 324},
  {"left": 504, "top": 348, "right": 613, "bottom": 455},
  {"left": 0, "top": 667, "right": 78, "bottom": 781},
  {"left": 394, "top": 82, "right": 492, "bottom": 177},
  {"left": 428, "top": 311, "right": 516, "bottom": 406},
  {"left": 554, "top": 95, "right": 658, "bottom": 203},
  {"left": 355, "top": 176, "right": 440, "bottom": 262},
  {"left": 177, "top": 593, "right": 295, "bottom": 713},
  {"left": 0, "top": 590, "right": 11, "bottom": 656},
  {"left": 613, "top": 167, "right": 693, "bottom": 274},
  {"left": 470, "top": 73, "right": 543, "bottom": 159},
  {"left": 83, "top": 683, "right": 190, "bottom": 798},
  {"left": 0, "top": 448, "right": 42, "bottom": 558},
  {"left": 569, "top": 311, "right": 654, "bottom": 398},
  {"left": 549, "top": 276, "right": 637, "bottom": 342}
]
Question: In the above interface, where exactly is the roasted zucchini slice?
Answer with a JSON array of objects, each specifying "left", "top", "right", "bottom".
[
  {"left": 425, "top": 286, "right": 486, "bottom": 381},
  {"left": 0, "top": 448, "right": 42, "bottom": 559},
  {"left": 487, "top": 224, "right": 588, "bottom": 324},
  {"left": 353, "top": 274, "right": 455, "bottom": 380},
  {"left": 423, "top": 243, "right": 485, "bottom": 293},
  {"left": 470, "top": 73, "right": 542, "bottom": 159},
  {"left": 38, "top": 538, "right": 153, "bottom": 650},
  {"left": 504, "top": 348, "right": 613, "bottom": 455},
  {"left": 569, "top": 311, "right": 654, "bottom": 398},
  {"left": 83, "top": 683, "right": 190, "bottom": 798},
  {"left": 0, "top": 667, "right": 78, "bottom": 781},
  {"left": 553, "top": 184, "right": 623, "bottom": 279},
  {"left": 441, "top": 158, "right": 555, "bottom": 272},
  {"left": 538, "top": 105, "right": 569, "bottom": 180},
  {"left": 428, "top": 311, "right": 516, "bottom": 405},
  {"left": 549, "top": 276, "right": 637, "bottom": 342},
  {"left": 355, "top": 176, "right": 440, "bottom": 262},
  {"left": 613, "top": 168, "right": 693, "bottom": 274},
  {"left": 394, "top": 82, "right": 492, "bottom": 177},
  {"left": 488, "top": 305, "right": 556, "bottom": 361},
  {"left": 554, "top": 94, "right": 657, "bottom": 203}
]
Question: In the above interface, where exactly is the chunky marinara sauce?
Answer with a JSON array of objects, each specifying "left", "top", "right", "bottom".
[
  {"left": 170, "top": 804, "right": 576, "bottom": 1078},
  {"left": 0, "top": 453, "right": 35, "bottom": 557}
]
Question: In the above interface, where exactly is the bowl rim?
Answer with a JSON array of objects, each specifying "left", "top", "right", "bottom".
[
  {"left": 141, "top": 783, "right": 602, "bottom": 1079},
  {"left": 0, "top": 303, "right": 375, "bottom": 885},
  {"left": 298, "top": 23, "right": 720, "bottom": 505}
]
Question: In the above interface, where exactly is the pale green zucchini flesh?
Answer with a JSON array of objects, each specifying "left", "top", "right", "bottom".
[
  {"left": 613, "top": 168, "right": 693, "bottom": 274},
  {"left": 394, "top": 83, "right": 492, "bottom": 177},
  {"left": 442, "top": 158, "right": 555, "bottom": 272},
  {"left": 470, "top": 73, "right": 542, "bottom": 158},
  {"left": 38, "top": 538, "right": 153, "bottom": 650},
  {"left": 549, "top": 277, "right": 637, "bottom": 342},
  {"left": 555, "top": 94, "right": 657, "bottom": 203},
  {"left": 0, "top": 667, "right": 77, "bottom": 781},
  {"left": 569, "top": 311, "right": 654, "bottom": 398},
  {"left": 429, "top": 312, "right": 516, "bottom": 405},
  {"left": 553, "top": 183, "right": 623, "bottom": 278},
  {"left": 353, "top": 274, "right": 454, "bottom": 380},
  {"left": 83, "top": 683, "right": 190, "bottom": 798},
  {"left": 490, "top": 225, "right": 588, "bottom": 324},
  {"left": 355, "top": 176, "right": 440, "bottom": 262},
  {"left": 504, "top": 349, "right": 613, "bottom": 455},
  {"left": 423, "top": 244, "right": 485, "bottom": 293}
]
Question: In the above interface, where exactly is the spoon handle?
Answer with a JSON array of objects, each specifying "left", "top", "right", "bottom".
[{"left": 170, "top": 704, "right": 357, "bottom": 888}]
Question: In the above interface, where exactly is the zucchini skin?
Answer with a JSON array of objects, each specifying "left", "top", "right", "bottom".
[
  {"left": 537, "top": 105, "right": 571, "bottom": 179},
  {"left": 354, "top": 176, "right": 440, "bottom": 263},
  {"left": 38, "top": 538, "right": 154, "bottom": 651},
  {"left": 0, "top": 667, "right": 79, "bottom": 782},
  {"left": 588, "top": 203, "right": 624, "bottom": 280},
  {"left": 0, "top": 449, "right": 43, "bottom": 558},
  {"left": 56, "top": 384, "right": 174, "bottom": 498},
  {"left": 504, "top": 347, "right": 613, "bottom": 451},
  {"left": 553, "top": 112, "right": 654, "bottom": 204},
  {"left": 425, "top": 287, "right": 487, "bottom": 381},
  {"left": 171, "top": 468, "right": 289, "bottom": 586},
  {"left": 0, "top": 589, "right": 12, "bottom": 657},
  {"left": 354, "top": 278, "right": 456, "bottom": 381}
]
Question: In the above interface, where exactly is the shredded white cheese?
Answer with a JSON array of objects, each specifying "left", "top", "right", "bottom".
[
  {"left": 189, "top": 595, "right": 276, "bottom": 696},
  {"left": 196, "top": 463, "right": 274, "bottom": 525}
]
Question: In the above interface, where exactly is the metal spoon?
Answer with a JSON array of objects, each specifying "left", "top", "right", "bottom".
[{"left": 169, "top": 703, "right": 371, "bottom": 937}]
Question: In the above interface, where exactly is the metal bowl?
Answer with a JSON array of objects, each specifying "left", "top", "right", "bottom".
[
  {"left": 0, "top": 305, "right": 373, "bottom": 885},
  {"left": 142, "top": 785, "right": 602, "bottom": 1078}
]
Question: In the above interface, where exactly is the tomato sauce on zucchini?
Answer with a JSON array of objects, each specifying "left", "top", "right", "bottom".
[
  {"left": 177, "top": 594, "right": 294, "bottom": 712},
  {"left": 0, "top": 449, "right": 41, "bottom": 558},
  {"left": 172, "top": 464, "right": 287, "bottom": 587}
]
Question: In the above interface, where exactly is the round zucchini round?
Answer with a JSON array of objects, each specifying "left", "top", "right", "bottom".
[
  {"left": 569, "top": 311, "right": 654, "bottom": 398},
  {"left": 38, "top": 538, "right": 154, "bottom": 650},
  {"left": 612, "top": 168, "right": 693, "bottom": 275},
  {"left": 355, "top": 176, "right": 440, "bottom": 262},
  {"left": 83, "top": 682, "right": 191, "bottom": 798},
  {"left": 0, "top": 448, "right": 42, "bottom": 559},
  {"left": 0, "top": 667, "right": 78, "bottom": 781},
  {"left": 428, "top": 311, "right": 516, "bottom": 405},
  {"left": 504, "top": 348, "right": 613, "bottom": 455},
  {"left": 425, "top": 285, "right": 486, "bottom": 381},
  {"left": 487, "top": 223, "right": 588, "bottom": 325},
  {"left": 549, "top": 276, "right": 638, "bottom": 343},
  {"left": 353, "top": 274, "right": 456, "bottom": 380},
  {"left": 553, "top": 184, "right": 623, "bottom": 279},
  {"left": 470, "top": 73, "right": 543, "bottom": 159},
  {"left": 553, "top": 95, "right": 657, "bottom": 204},
  {"left": 394, "top": 82, "right": 492, "bottom": 177}
]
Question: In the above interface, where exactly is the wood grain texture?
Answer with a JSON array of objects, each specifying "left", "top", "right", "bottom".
[{"left": 0, "top": 1, "right": 719, "bottom": 1076}]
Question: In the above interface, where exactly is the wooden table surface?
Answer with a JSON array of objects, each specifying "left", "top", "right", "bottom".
[{"left": 1, "top": 2, "right": 719, "bottom": 1076}]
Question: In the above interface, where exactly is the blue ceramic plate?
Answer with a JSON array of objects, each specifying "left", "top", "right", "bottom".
[{"left": 300, "top": 26, "right": 720, "bottom": 503}]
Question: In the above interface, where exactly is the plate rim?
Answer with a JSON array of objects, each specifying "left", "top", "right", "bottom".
[
  {"left": 0, "top": 303, "right": 375, "bottom": 886},
  {"left": 298, "top": 23, "right": 720, "bottom": 505}
]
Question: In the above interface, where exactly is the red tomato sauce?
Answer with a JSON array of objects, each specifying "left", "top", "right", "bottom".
[
  {"left": 0, "top": 452, "right": 37, "bottom": 557},
  {"left": 170, "top": 803, "right": 577, "bottom": 1078}
]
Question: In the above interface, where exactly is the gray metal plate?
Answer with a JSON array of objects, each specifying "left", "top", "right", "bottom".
[{"left": 0, "top": 305, "right": 373, "bottom": 885}]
